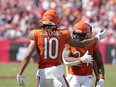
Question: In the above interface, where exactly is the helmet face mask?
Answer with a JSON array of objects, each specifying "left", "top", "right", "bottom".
[
  {"left": 72, "top": 21, "right": 92, "bottom": 40},
  {"left": 72, "top": 32, "right": 88, "bottom": 41}
]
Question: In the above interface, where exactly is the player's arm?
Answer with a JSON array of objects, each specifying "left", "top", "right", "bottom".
[
  {"left": 93, "top": 60, "right": 99, "bottom": 79},
  {"left": 93, "top": 60, "right": 99, "bottom": 86},
  {"left": 94, "top": 49, "right": 105, "bottom": 87},
  {"left": 17, "top": 40, "right": 36, "bottom": 86},
  {"left": 68, "top": 37, "right": 98, "bottom": 48},
  {"left": 94, "top": 49, "right": 105, "bottom": 79},
  {"left": 68, "top": 29, "right": 106, "bottom": 48},
  {"left": 62, "top": 47, "right": 81, "bottom": 66},
  {"left": 62, "top": 45, "right": 93, "bottom": 66},
  {"left": 18, "top": 40, "right": 36, "bottom": 75}
]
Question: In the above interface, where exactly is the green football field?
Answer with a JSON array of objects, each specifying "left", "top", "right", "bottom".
[{"left": 0, "top": 63, "right": 116, "bottom": 87}]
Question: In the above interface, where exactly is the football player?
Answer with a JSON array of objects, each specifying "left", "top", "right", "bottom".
[
  {"left": 62, "top": 21, "right": 105, "bottom": 87},
  {"left": 16, "top": 10, "right": 105, "bottom": 87}
]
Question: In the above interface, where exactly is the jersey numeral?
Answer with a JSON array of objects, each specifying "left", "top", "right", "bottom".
[
  {"left": 44, "top": 37, "right": 59, "bottom": 59},
  {"left": 74, "top": 51, "right": 81, "bottom": 57}
]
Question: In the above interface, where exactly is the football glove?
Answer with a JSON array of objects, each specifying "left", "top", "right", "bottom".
[
  {"left": 81, "top": 50, "right": 93, "bottom": 63},
  {"left": 95, "top": 29, "right": 106, "bottom": 40},
  {"left": 96, "top": 79, "right": 104, "bottom": 87},
  {"left": 17, "top": 75, "right": 25, "bottom": 86}
]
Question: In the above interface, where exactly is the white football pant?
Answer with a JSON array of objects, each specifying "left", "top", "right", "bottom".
[
  {"left": 36, "top": 65, "right": 69, "bottom": 87},
  {"left": 66, "top": 74, "right": 93, "bottom": 87}
]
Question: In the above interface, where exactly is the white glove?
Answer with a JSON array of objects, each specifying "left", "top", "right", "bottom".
[
  {"left": 95, "top": 29, "right": 106, "bottom": 40},
  {"left": 96, "top": 79, "right": 104, "bottom": 87},
  {"left": 17, "top": 75, "right": 25, "bottom": 86},
  {"left": 81, "top": 50, "right": 93, "bottom": 63}
]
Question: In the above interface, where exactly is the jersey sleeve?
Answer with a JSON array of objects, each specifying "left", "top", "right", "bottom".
[
  {"left": 62, "top": 29, "right": 71, "bottom": 43},
  {"left": 29, "top": 30, "right": 37, "bottom": 41}
]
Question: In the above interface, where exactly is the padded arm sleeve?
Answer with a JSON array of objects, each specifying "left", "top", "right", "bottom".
[{"left": 62, "top": 56, "right": 80, "bottom": 66}]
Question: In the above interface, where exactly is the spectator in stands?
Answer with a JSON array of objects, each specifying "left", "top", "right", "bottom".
[{"left": 0, "top": 0, "right": 115, "bottom": 42}]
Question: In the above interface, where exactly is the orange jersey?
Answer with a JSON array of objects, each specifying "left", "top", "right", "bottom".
[
  {"left": 30, "top": 29, "right": 70, "bottom": 69},
  {"left": 68, "top": 42, "right": 99, "bottom": 76}
]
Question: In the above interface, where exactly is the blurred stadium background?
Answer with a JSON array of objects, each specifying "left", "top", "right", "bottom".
[{"left": 0, "top": 0, "right": 116, "bottom": 87}]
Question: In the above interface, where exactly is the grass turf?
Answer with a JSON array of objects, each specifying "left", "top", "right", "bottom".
[{"left": 0, "top": 63, "right": 116, "bottom": 87}]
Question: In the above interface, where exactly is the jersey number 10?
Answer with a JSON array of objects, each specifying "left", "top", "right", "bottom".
[{"left": 44, "top": 37, "right": 59, "bottom": 59}]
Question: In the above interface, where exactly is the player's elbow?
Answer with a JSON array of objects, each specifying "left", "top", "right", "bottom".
[
  {"left": 63, "top": 62, "right": 72, "bottom": 66},
  {"left": 62, "top": 58, "right": 71, "bottom": 66}
]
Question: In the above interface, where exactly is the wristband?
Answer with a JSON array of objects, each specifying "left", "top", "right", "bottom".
[{"left": 99, "top": 75, "right": 105, "bottom": 79}]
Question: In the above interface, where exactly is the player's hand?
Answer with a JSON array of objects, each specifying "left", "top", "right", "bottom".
[
  {"left": 81, "top": 50, "right": 93, "bottom": 63},
  {"left": 95, "top": 29, "right": 106, "bottom": 40},
  {"left": 17, "top": 75, "right": 25, "bottom": 86},
  {"left": 96, "top": 79, "right": 104, "bottom": 87}
]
